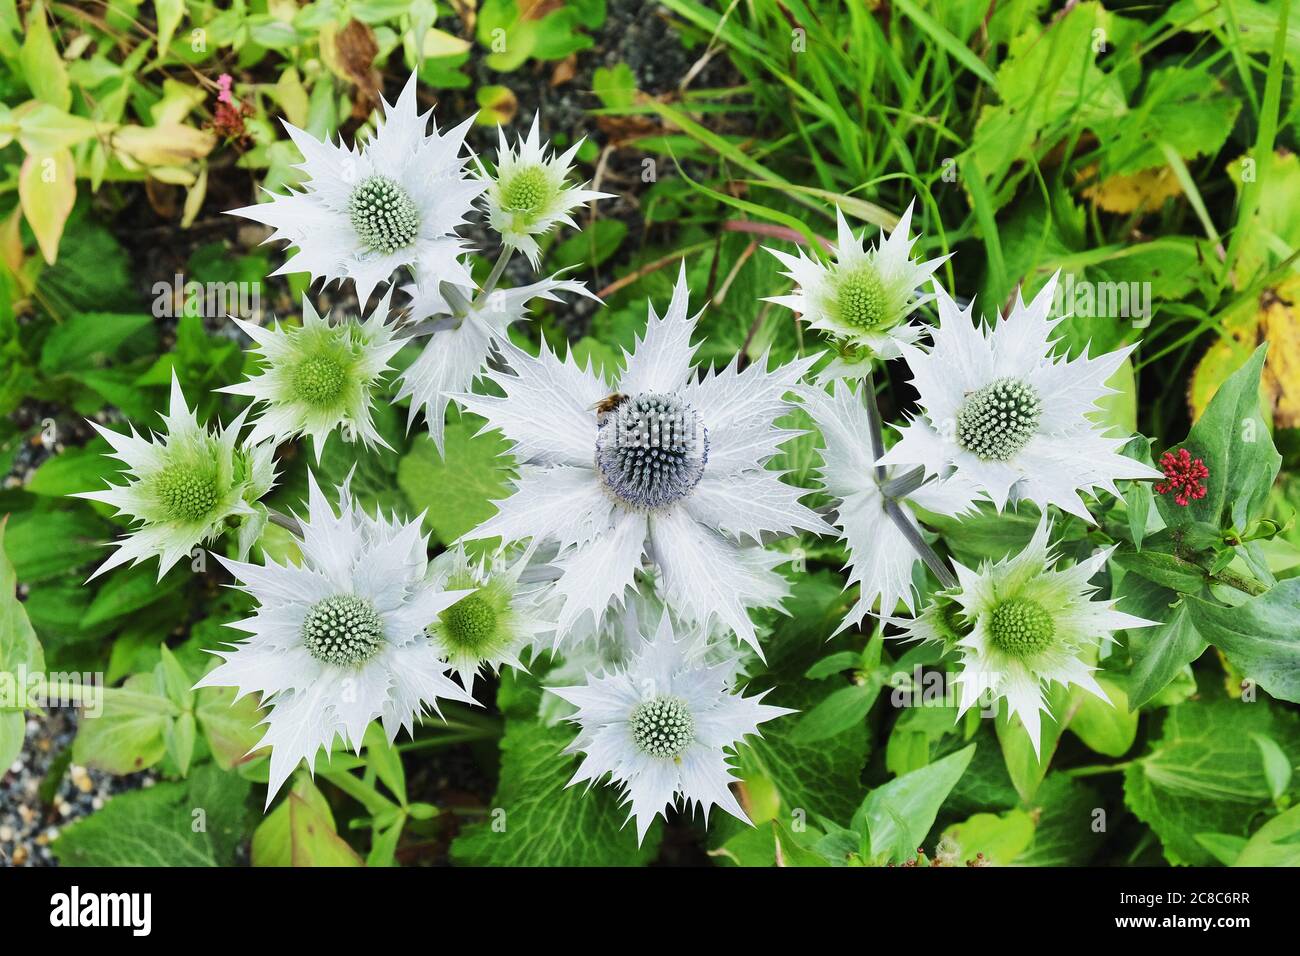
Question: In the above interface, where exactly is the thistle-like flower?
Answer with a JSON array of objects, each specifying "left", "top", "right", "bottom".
[
  {"left": 457, "top": 266, "right": 828, "bottom": 651},
  {"left": 548, "top": 612, "right": 791, "bottom": 843},
  {"left": 879, "top": 278, "right": 1161, "bottom": 521},
  {"left": 395, "top": 274, "right": 598, "bottom": 453},
  {"left": 227, "top": 74, "right": 482, "bottom": 306},
  {"left": 765, "top": 204, "right": 946, "bottom": 374},
  {"left": 906, "top": 516, "right": 1155, "bottom": 754},
  {"left": 425, "top": 546, "right": 551, "bottom": 694},
  {"left": 802, "top": 380, "right": 982, "bottom": 629},
  {"left": 483, "top": 114, "right": 612, "bottom": 268},
  {"left": 75, "top": 374, "right": 275, "bottom": 581},
  {"left": 195, "top": 474, "right": 476, "bottom": 801},
  {"left": 220, "top": 292, "right": 402, "bottom": 461}
]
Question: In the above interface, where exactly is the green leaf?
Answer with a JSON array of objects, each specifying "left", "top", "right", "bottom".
[
  {"left": 1194, "top": 832, "right": 1248, "bottom": 866},
  {"left": 1250, "top": 733, "right": 1293, "bottom": 801},
  {"left": 1111, "top": 548, "right": 1207, "bottom": 594},
  {"left": 195, "top": 677, "right": 267, "bottom": 771},
  {"left": 1184, "top": 580, "right": 1300, "bottom": 703},
  {"left": 252, "top": 776, "right": 336, "bottom": 867},
  {"left": 742, "top": 680, "right": 871, "bottom": 824},
  {"left": 1117, "top": 576, "right": 1207, "bottom": 709},
  {"left": 72, "top": 671, "right": 175, "bottom": 774},
  {"left": 20, "top": 2, "right": 71, "bottom": 110},
  {"left": 1069, "top": 677, "right": 1138, "bottom": 757},
  {"left": 397, "top": 415, "right": 513, "bottom": 546},
  {"left": 1233, "top": 805, "right": 1300, "bottom": 867},
  {"left": 451, "top": 718, "right": 661, "bottom": 866},
  {"left": 53, "top": 765, "right": 251, "bottom": 866},
  {"left": 789, "top": 683, "right": 878, "bottom": 745},
  {"left": 1123, "top": 696, "right": 1300, "bottom": 865},
  {"left": 0, "top": 518, "right": 44, "bottom": 769},
  {"left": 39, "top": 312, "right": 154, "bottom": 374},
  {"left": 854, "top": 743, "right": 976, "bottom": 864},
  {"left": 26, "top": 443, "right": 123, "bottom": 497},
  {"left": 1015, "top": 773, "right": 1104, "bottom": 866},
  {"left": 995, "top": 683, "right": 1070, "bottom": 803},
  {"left": 941, "top": 808, "right": 1036, "bottom": 866},
  {"left": 79, "top": 565, "right": 186, "bottom": 629},
  {"left": 4, "top": 510, "right": 107, "bottom": 582},
  {"left": 1158, "top": 344, "right": 1280, "bottom": 533}
]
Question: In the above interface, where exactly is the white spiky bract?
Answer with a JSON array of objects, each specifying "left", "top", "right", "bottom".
[
  {"left": 226, "top": 74, "right": 483, "bottom": 306},
  {"left": 425, "top": 545, "right": 551, "bottom": 694},
  {"left": 879, "top": 277, "right": 1161, "bottom": 521},
  {"left": 219, "top": 291, "right": 402, "bottom": 461},
  {"left": 75, "top": 374, "right": 275, "bottom": 581},
  {"left": 456, "top": 265, "right": 830, "bottom": 652},
  {"left": 395, "top": 274, "right": 599, "bottom": 453},
  {"left": 930, "top": 516, "right": 1155, "bottom": 755},
  {"left": 801, "top": 380, "right": 982, "bottom": 630},
  {"left": 483, "top": 113, "right": 612, "bottom": 267},
  {"left": 548, "top": 612, "right": 791, "bottom": 843},
  {"left": 765, "top": 204, "right": 946, "bottom": 375},
  {"left": 194, "top": 474, "right": 476, "bottom": 802}
]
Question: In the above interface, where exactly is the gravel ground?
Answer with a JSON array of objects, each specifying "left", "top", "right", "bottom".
[{"left": 1, "top": 711, "right": 156, "bottom": 867}]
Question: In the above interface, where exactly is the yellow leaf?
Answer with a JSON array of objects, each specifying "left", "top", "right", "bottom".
[
  {"left": 112, "top": 123, "right": 216, "bottom": 166},
  {"left": 1081, "top": 165, "right": 1183, "bottom": 215},
  {"left": 13, "top": 101, "right": 100, "bottom": 154},
  {"left": 182, "top": 164, "right": 208, "bottom": 228},
  {"left": 274, "top": 67, "right": 310, "bottom": 128},
  {"left": 475, "top": 85, "right": 517, "bottom": 126},
  {"left": 18, "top": 149, "right": 76, "bottom": 264},
  {"left": 1190, "top": 274, "right": 1300, "bottom": 427},
  {"left": 423, "top": 28, "right": 472, "bottom": 58}
]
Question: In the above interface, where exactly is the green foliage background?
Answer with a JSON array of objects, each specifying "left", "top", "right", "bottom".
[{"left": 2, "top": 0, "right": 1299, "bottom": 867}]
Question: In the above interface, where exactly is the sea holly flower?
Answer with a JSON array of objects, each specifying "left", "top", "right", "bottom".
[
  {"left": 879, "top": 277, "right": 1162, "bottom": 521},
  {"left": 195, "top": 474, "right": 476, "bottom": 801},
  {"left": 764, "top": 204, "right": 946, "bottom": 374},
  {"left": 75, "top": 374, "right": 275, "bottom": 581},
  {"left": 1154, "top": 447, "right": 1209, "bottom": 506},
  {"left": 483, "top": 114, "right": 612, "bottom": 268},
  {"left": 456, "top": 265, "right": 829, "bottom": 651},
  {"left": 802, "top": 380, "right": 983, "bottom": 629},
  {"left": 219, "top": 291, "right": 402, "bottom": 461},
  {"left": 928, "top": 516, "right": 1156, "bottom": 755},
  {"left": 548, "top": 612, "right": 791, "bottom": 843},
  {"left": 425, "top": 546, "right": 552, "bottom": 694},
  {"left": 227, "top": 73, "right": 483, "bottom": 307},
  {"left": 395, "top": 273, "right": 599, "bottom": 453}
]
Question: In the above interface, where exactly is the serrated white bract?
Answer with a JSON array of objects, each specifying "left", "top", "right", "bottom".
[
  {"left": 219, "top": 291, "right": 402, "bottom": 461},
  {"left": 425, "top": 545, "right": 552, "bottom": 694},
  {"left": 944, "top": 516, "right": 1155, "bottom": 755},
  {"left": 483, "top": 113, "right": 612, "bottom": 267},
  {"left": 395, "top": 274, "right": 599, "bottom": 453},
  {"left": 75, "top": 374, "right": 275, "bottom": 581},
  {"left": 226, "top": 74, "right": 483, "bottom": 306},
  {"left": 765, "top": 203, "right": 946, "bottom": 373},
  {"left": 456, "top": 265, "right": 829, "bottom": 653},
  {"left": 194, "top": 474, "right": 475, "bottom": 803},
  {"left": 802, "top": 380, "right": 982, "bottom": 630},
  {"left": 548, "top": 612, "right": 791, "bottom": 843},
  {"left": 879, "top": 277, "right": 1161, "bottom": 521}
]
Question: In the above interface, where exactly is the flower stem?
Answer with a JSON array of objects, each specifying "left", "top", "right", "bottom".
[
  {"left": 861, "top": 365, "right": 888, "bottom": 484},
  {"left": 862, "top": 366, "right": 959, "bottom": 591},
  {"left": 884, "top": 499, "right": 959, "bottom": 590},
  {"left": 881, "top": 465, "right": 926, "bottom": 501},
  {"left": 267, "top": 508, "right": 303, "bottom": 537},
  {"left": 474, "top": 247, "right": 514, "bottom": 307}
]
